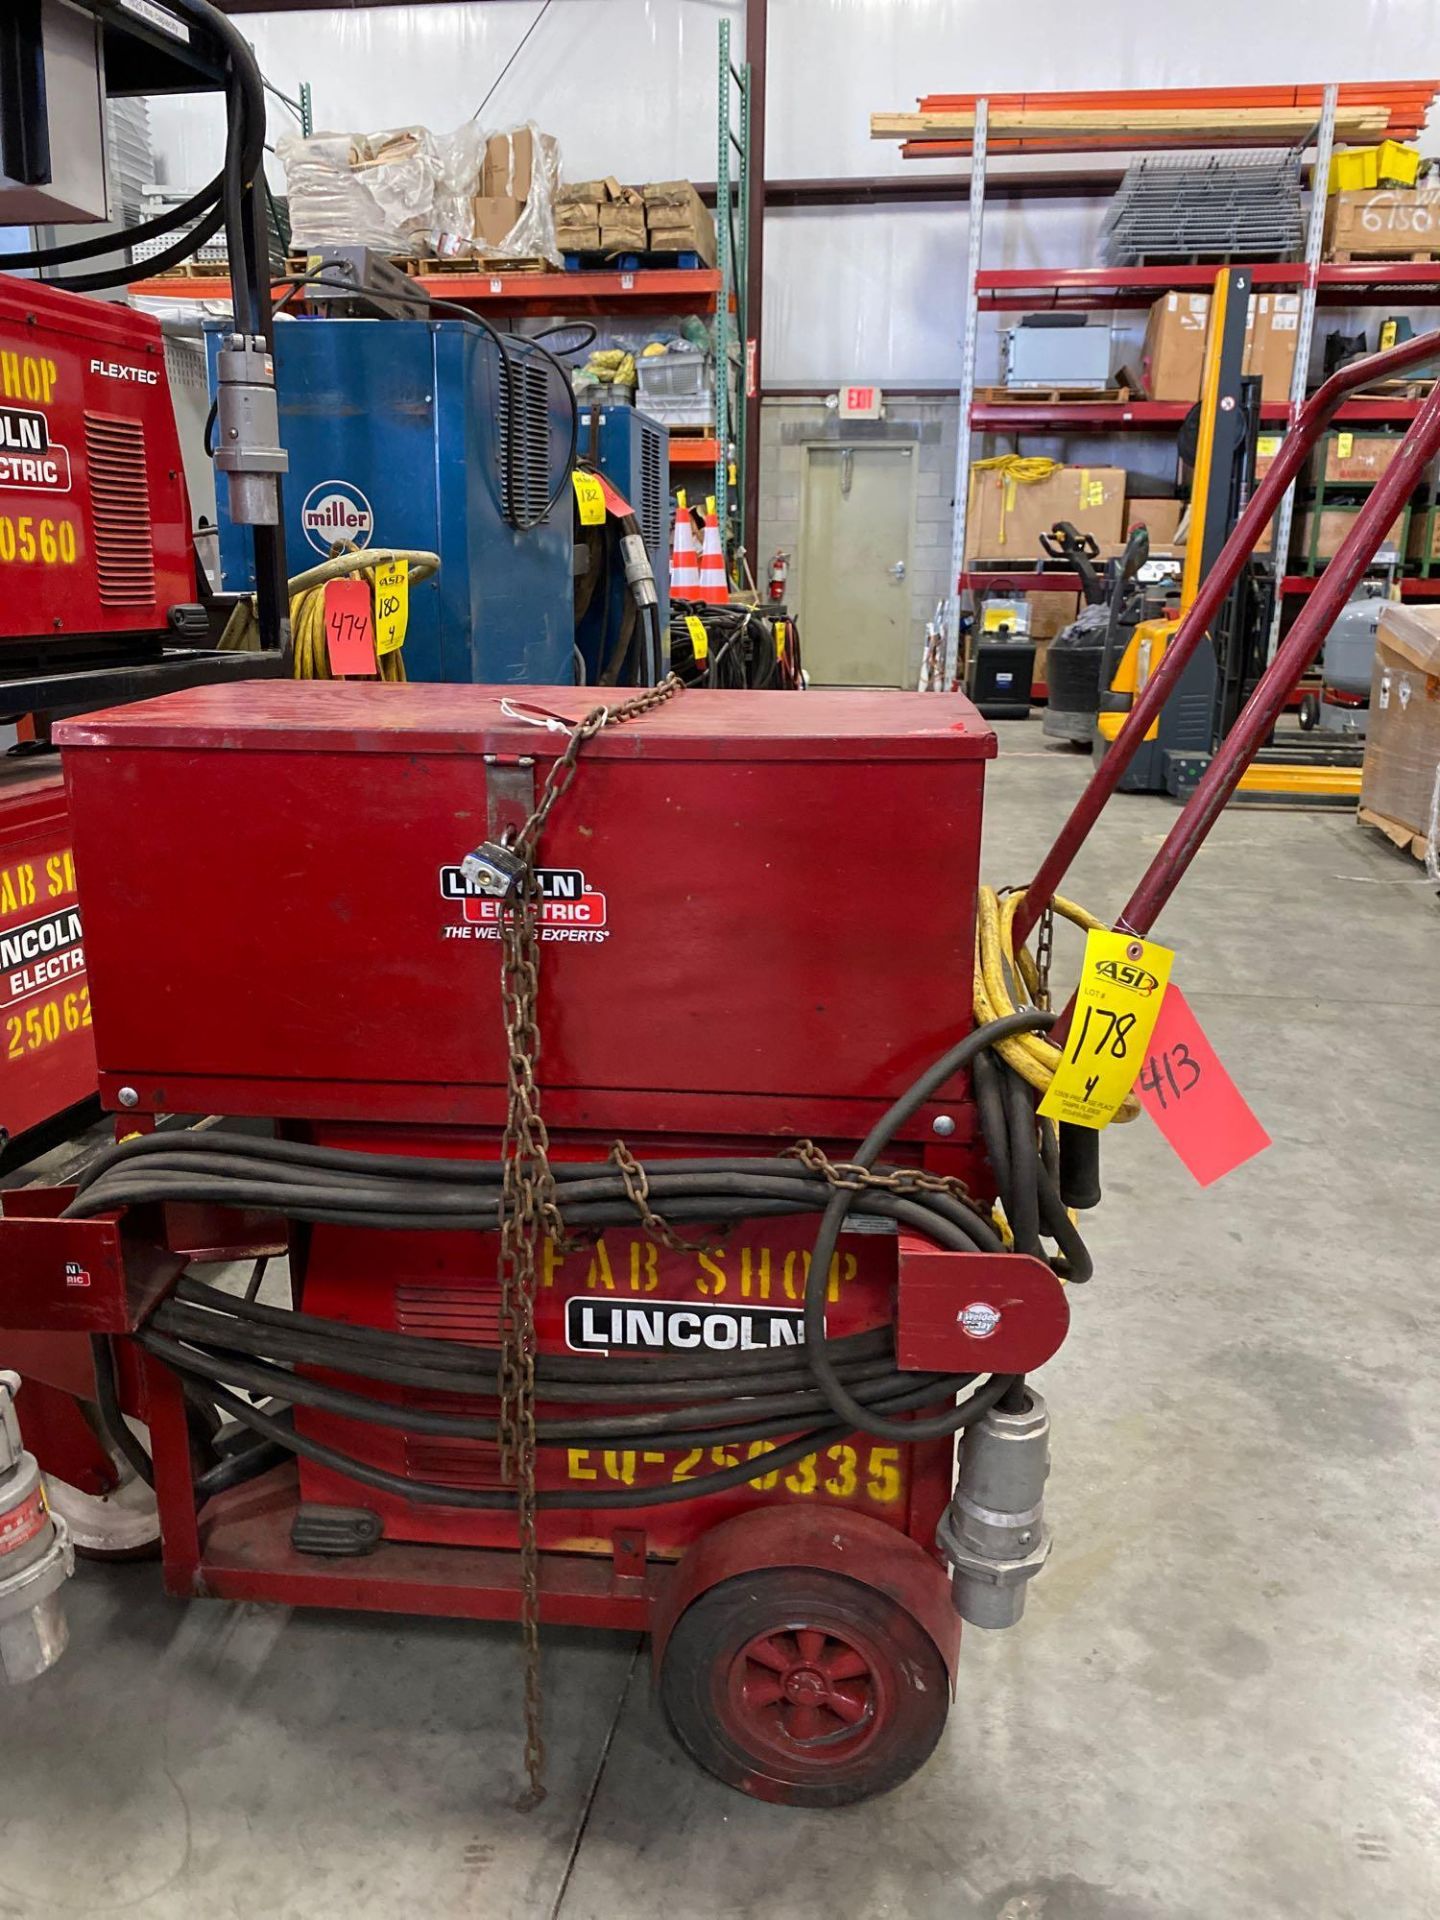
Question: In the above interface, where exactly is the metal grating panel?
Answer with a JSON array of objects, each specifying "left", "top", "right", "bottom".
[
  {"left": 639, "top": 419, "right": 666, "bottom": 565},
  {"left": 83, "top": 412, "right": 155, "bottom": 607},
  {"left": 497, "top": 350, "right": 553, "bottom": 523}
]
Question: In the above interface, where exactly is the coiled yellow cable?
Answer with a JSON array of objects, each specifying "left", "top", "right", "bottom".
[
  {"left": 973, "top": 884, "right": 1141, "bottom": 1122},
  {"left": 219, "top": 545, "right": 440, "bottom": 681}
]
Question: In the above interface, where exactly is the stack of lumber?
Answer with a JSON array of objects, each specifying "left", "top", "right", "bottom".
[{"left": 871, "top": 84, "right": 1440, "bottom": 159}]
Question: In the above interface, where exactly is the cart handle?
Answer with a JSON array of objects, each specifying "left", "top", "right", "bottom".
[{"left": 1012, "top": 327, "right": 1440, "bottom": 946}]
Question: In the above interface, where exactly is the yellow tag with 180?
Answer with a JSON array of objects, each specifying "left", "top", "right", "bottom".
[{"left": 1037, "top": 928, "right": 1174, "bottom": 1130}]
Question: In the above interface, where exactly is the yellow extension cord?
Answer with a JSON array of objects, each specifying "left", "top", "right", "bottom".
[
  {"left": 973, "top": 884, "right": 1141, "bottom": 1123},
  {"left": 219, "top": 545, "right": 441, "bottom": 681}
]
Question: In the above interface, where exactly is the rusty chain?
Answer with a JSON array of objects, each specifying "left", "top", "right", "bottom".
[
  {"left": 609, "top": 1139, "right": 721, "bottom": 1253},
  {"left": 1034, "top": 901, "right": 1056, "bottom": 1012},
  {"left": 786, "top": 1138, "right": 978, "bottom": 1207},
  {"left": 496, "top": 673, "right": 683, "bottom": 1806}
]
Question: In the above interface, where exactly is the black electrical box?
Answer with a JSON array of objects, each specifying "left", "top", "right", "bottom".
[{"left": 966, "top": 640, "right": 1035, "bottom": 720}]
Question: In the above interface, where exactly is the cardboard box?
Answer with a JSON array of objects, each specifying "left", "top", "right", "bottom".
[
  {"left": 1296, "top": 505, "right": 1408, "bottom": 563},
  {"left": 1024, "top": 589, "right": 1082, "bottom": 641},
  {"left": 1124, "top": 498, "right": 1185, "bottom": 545},
  {"left": 598, "top": 206, "right": 647, "bottom": 246},
  {"left": 557, "top": 179, "right": 620, "bottom": 207},
  {"left": 643, "top": 180, "right": 718, "bottom": 265},
  {"left": 481, "top": 129, "right": 557, "bottom": 201},
  {"left": 471, "top": 196, "right": 523, "bottom": 248},
  {"left": 1407, "top": 509, "right": 1440, "bottom": 565},
  {"left": 1315, "top": 430, "right": 1403, "bottom": 484},
  {"left": 1325, "top": 186, "right": 1440, "bottom": 258},
  {"left": 1244, "top": 293, "right": 1301, "bottom": 405},
  {"left": 1139, "top": 292, "right": 1211, "bottom": 402},
  {"left": 1254, "top": 430, "right": 1285, "bottom": 480},
  {"left": 966, "top": 465, "right": 1125, "bottom": 561},
  {"left": 1359, "top": 602, "right": 1440, "bottom": 848}
]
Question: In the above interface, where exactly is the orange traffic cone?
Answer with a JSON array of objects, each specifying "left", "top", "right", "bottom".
[
  {"left": 693, "top": 508, "right": 728, "bottom": 605},
  {"left": 669, "top": 505, "right": 700, "bottom": 599}
]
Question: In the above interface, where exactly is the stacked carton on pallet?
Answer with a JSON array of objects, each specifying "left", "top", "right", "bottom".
[{"left": 554, "top": 179, "right": 716, "bottom": 263}]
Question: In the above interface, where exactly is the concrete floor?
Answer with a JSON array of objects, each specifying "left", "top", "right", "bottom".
[{"left": 4, "top": 722, "right": 1439, "bottom": 1920}]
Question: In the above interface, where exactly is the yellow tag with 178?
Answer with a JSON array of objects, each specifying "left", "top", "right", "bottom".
[{"left": 1037, "top": 928, "right": 1174, "bottom": 1130}]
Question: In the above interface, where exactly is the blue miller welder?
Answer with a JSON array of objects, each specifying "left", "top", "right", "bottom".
[{"left": 208, "top": 253, "right": 669, "bottom": 686}]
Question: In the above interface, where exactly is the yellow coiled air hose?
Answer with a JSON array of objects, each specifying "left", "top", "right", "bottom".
[
  {"left": 219, "top": 546, "right": 441, "bottom": 682},
  {"left": 973, "top": 884, "right": 1141, "bottom": 1123}
]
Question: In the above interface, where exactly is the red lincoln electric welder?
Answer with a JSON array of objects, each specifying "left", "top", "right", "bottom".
[
  {"left": 0, "top": 277, "right": 203, "bottom": 1155},
  {"left": 3, "top": 327, "right": 1440, "bottom": 1807}
]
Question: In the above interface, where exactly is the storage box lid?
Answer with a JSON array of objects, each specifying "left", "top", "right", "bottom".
[{"left": 55, "top": 682, "right": 997, "bottom": 763}]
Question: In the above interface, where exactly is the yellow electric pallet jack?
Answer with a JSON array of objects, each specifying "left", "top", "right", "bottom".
[{"left": 1096, "top": 267, "right": 1367, "bottom": 804}]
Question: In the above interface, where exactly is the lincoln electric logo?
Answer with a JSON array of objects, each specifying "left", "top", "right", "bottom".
[
  {"left": 439, "top": 864, "right": 608, "bottom": 946},
  {"left": 566, "top": 1298, "right": 805, "bottom": 1356},
  {"left": 300, "top": 479, "right": 373, "bottom": 556}
]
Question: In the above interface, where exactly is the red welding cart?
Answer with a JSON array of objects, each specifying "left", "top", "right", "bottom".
[{"left": 4, "top": 325, "right": 1440, "bottom": 1806}]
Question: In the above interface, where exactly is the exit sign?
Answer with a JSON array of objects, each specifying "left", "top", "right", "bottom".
[{"left": 839, "top": 384, "right": 882, "bottom": 419}]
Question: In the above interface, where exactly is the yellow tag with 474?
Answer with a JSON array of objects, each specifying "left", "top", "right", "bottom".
[{"left": 1038, "top": 928, "right": 1174, "bottom": 1130}]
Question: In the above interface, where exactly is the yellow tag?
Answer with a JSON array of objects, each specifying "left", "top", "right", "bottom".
[
  {"left": 684, "top": 613, "right": 709, "bottom": 662},
  {"left": 573, "top": 472, "right": 606, "bottom": 526},
  {"left": 774, "top": 617, "right": 787, "bottom": 661},
  {"left": 1335, "top": 431, "right": 1354, "bottom": 460},
  {"left": 373, "top": 558, "right": 408, "bottom": 657},
  {"left": 1085, "top": 480, "right": 1106, "bottom": 508},
  {"left": 676, "top": 487, "right": 688, "bottom": 510},
  {"left": 1037, "top": 928, "right": 1175, "bottom": 1131},
  {"left": 705, "top": 494, "right": 716, "bottom": 517},
  {"left": 1256, "top": 434, "right": 1281, "bottom": 457},
  {"left": 1380, "top": 319, "right": 1398, "bottom": 350}
]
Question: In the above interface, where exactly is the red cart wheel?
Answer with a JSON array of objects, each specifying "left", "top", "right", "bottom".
[{"left": 660, "top": 1567, "right": 950, "bottom": 1806}]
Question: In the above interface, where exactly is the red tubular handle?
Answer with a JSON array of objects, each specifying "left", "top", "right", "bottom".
[
  {"left": 1121, "top": 369, "right": 1440, "bottom": 934},
  {"left": 1012, "top": 326, "right": 1440, "bottom": 945}
]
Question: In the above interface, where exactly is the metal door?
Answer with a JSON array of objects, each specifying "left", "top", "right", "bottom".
[{"left": 797, "top": 443, "right": 916, "bottom": 685}]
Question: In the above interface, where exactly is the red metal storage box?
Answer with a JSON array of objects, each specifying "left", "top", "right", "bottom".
[{"left": 55, "top": 683, "right": 995, "bottom": 1147}]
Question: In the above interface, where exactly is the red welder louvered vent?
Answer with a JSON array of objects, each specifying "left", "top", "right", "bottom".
[
  {"left": 83, "top": 412, "right": 155, "bottom": 607},
  {"left": 395, "top": 1285, "right": 502, "bottom": 1344},
  {"left": 395, "top": 1287, "right": 507, "bottom": 1488}
]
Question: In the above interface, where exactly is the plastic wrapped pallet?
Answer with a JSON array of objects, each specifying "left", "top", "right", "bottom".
[
  {"left": 277, "top": 128, "right": 440, "bottom": 254},
  {"left": 1359, "top": 603, "right": 1440, "bottom": 869},
  {"left": 458, "top": 121, "right": 561, "bottom": 263}
]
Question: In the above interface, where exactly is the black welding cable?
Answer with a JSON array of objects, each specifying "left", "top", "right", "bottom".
[
  {"left": 1003, "top": 1065, "right": 1042, "bottom": 1258},
  {"left": 0, "top": 175, "right": 224, "bottom": 271},
  {"left": 801, "top": 1009, "right": 1055, "bottom": 1444},
  {"left": 171, "top": 1270, "right": 897, "bottom": 1373},
  {"left": 46, "top": 203, "right": 229, "bottom": 297},
  {"left": 184, "top": 1371, "right": 1011, "bottom": 1512},
  {"left": 136, "top": 1327, "right": 964, "bottom": 1451},
  {"left": 155, "top": 1292, "right": 902, "bottom": 1406},
  {"left": 88, "top": 1336, "right": 155, "bottom": 1490}
]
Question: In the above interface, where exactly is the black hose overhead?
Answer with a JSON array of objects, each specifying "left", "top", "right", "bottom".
[{"left": 0, "top": 0, "right": 267, "bottom": 301}]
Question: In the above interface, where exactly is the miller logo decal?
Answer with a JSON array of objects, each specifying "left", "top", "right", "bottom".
[{"left": 300, "top": 479, "right": 374, "bottom": 556}]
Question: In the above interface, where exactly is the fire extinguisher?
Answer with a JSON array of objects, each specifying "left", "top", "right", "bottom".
[{"left": 767, "top": 550, "right": 790, "bottom": 603}]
